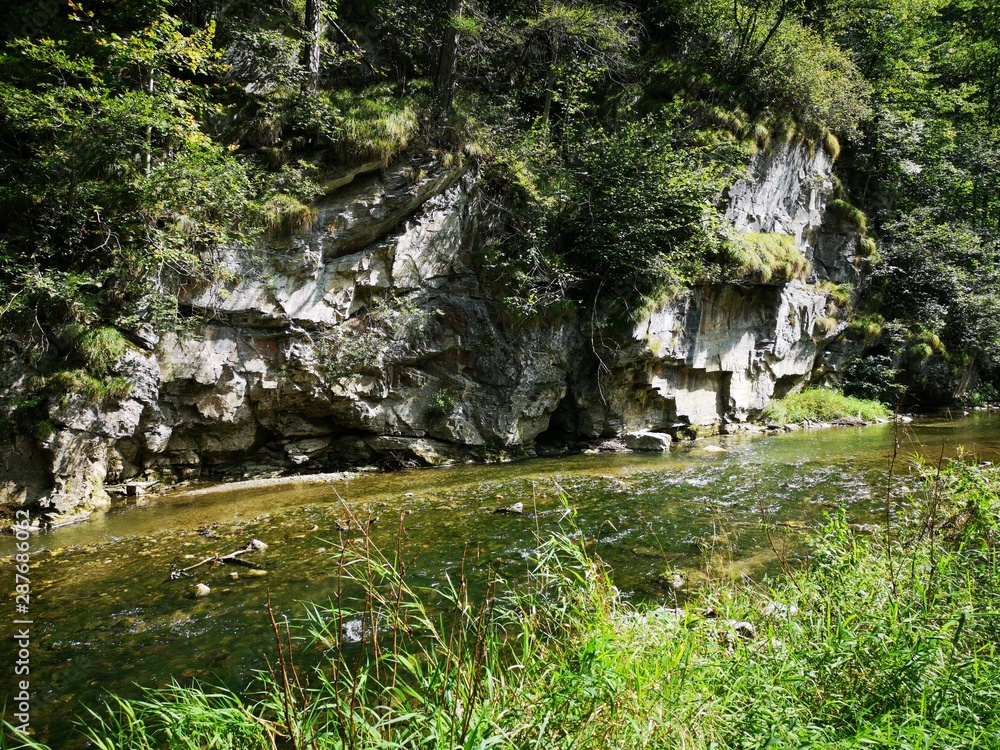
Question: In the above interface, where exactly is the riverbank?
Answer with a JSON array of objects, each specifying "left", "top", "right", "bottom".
[
  {"left": 9, "top": 389, "right": 897, "bottom": 534},
  {"left": 10, "top": 457, "right": 999, "bottom": 750}
]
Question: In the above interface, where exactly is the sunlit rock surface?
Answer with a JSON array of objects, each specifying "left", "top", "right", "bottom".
[{"left": 2, "top": 144, "right": 865, "bottom": 521}]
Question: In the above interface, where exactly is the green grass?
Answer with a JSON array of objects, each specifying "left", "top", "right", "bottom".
[
  {"left": 760, "top": 388, "right": 890, "bottom": 424},
  {"left": 725, "top": 232, "right": 810, "bottom": 283},
  {"left": 8, "top": 461, "right": 1000, "bottom": 750},
  {"left": 823, "top": 131, "right": 841, "bottom": 160},
  {"left": 257, "top": 193, "right": 319, "bottom": 233},
  {"left": 828, "top": 199, "right": 869, "bottom": 235},
  {"left": 29, "top": 369, "right": 133, "bottom": 406},
  {"left": 327, "top": 86, "right": 422, "bottom": 167},
  {"left": 847, "top": 312, "right": 885, "bottom": 340},
  {"left": 56, "top": 324, "right": 131, "bottom": 375}
]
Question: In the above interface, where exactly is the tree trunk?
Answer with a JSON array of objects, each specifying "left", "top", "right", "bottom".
[
  {"left": 542, "top": 40, "right": 559, "bottom": 127},
  {"left": 304, "top": 0, "right": 322, "bottom": 92},
  {"left": 146, "top": 69, "right": 155, "bottom": 175},
  {"left": 434, "top": 0, "right": 463, "bottom": 117}
]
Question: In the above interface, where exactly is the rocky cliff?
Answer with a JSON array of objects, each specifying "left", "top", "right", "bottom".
[{"left": 1, "top": 141, "right": 866, "bottom": 524}]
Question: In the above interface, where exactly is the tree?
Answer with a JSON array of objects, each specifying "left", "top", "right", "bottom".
[
  {"left": 517, "top": 2, "right": 637, "bottom": 127},
  {"left": 303, "top": 0, "right": 322, "bottom": 91},
  {"left": 0, "top": 1, "right": 296, "bottom": 358},
  {"left": 434, "top": 0, "right": 463, "bottom": 116}
]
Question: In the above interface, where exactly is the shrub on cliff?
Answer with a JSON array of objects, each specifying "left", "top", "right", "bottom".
[{"left": 560, "top": 106, "right": 744, "bottom": 289}]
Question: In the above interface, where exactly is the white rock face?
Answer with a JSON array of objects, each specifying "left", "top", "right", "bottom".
[
  {"left": 0, "top": 143, "right": 863, "bottom": 520},
  {"left": 725, "top": 139, "right": 862, "bottom": 284},
  {"left": 726, "top": 141, "right": 834, "bottom": 246},
  {"left": 620, "top": 282, "right": 840, "bottom": 428}
]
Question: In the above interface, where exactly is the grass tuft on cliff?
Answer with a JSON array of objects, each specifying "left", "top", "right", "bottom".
[
  {"left": 725, "top": 232, "right": 810, "bottom": 283},
  {"left": 760, "top": 387, "right": 890, "bottom": 424},
  {"left": 9, "top": 460, "right": 1000, "bottom": 750}
]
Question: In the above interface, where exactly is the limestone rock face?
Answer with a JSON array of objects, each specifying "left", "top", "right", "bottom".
[
  {"left": 1, "top": 144, "right": 864, "bottom": 523},
  {"left": 576, "top": 281, "right": 841, "bottom": 437},
  {"left": 725, "top": 141, "right": 834, "bottom": 247},
  {"left": 725, "top": 140, "right": 862, "bottom": 285}
]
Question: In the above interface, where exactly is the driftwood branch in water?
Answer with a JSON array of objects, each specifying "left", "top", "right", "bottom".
[{"left": 170, "top": 539, "right": 269, "bottom": 580}]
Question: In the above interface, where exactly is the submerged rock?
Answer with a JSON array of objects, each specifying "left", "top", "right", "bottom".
[{"left": 193, "top": 583, "right": 211, "bottom": 597}]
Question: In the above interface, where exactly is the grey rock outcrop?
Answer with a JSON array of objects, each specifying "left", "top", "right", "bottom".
[
  {"left": 725, "top": 140, "right": 834, "bottom": 247},
  {"left": 1, "top": 142, "right": 865, "bottom": 523},
  {"left": 622, "top": 431, "right": 672, "bottom": 452},
  {"left": 726, "top": 140, "right": 863, "bottom": 285}
]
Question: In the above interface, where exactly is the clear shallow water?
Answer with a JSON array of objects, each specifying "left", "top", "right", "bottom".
[{"left": 4, "top": 410, "right": 1000, "bottom": 745}]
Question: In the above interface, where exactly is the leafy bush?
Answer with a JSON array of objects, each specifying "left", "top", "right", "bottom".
[
  {"left": 828, "top": 198, "right": 869, "bottom": 234},
  {"left": 655, "top": 0, "right": 872, "bottom": 137},
  {"left": 426, "top": 389, "right": 457, "bottom": 418},
  {"left": 561, "top": 106, "right": 742, "bottom": 287},
  {"left": 873, "top": 211, "right": 1000, "bottom": 373},
  {"left": 843, "top": 354, "right": 905, "bottom": 404},
  {"left": 846, "top": 312, "right": 885, "bottom": 341}
]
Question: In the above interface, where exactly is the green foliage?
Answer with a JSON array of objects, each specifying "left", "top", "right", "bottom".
[
  {"left": 516, "top": 1, "right": 638, "bottom": 126},
  {"left": 723, "top": 231, "right": 810, "bottom": 283},
  {"left": 858, "top": 236, "right": 878, "bottom": 257},
  {"left": 909, "top": 341, "right": 934, "bottom": 360},
  {"left": 0, "top": 7, "right": 263, "bottom": 354},
  {"left": 654, "top": 0, "right": 872, "bottom": 136},
  {"left": 965, "top": 381, "right": 999, "bottom": 406},
  {"left": 561, "top": 106, "right": 742, "bottom": 287},
  {"left": 759, "top": 388, "right": 890, "bottom": 423},
  {"left": 326, "top": 86, "right": 423, "bottom": 166},
  {"left": 256, "top": 194, "right": 318, "bottom": 233},
  {"left": 426, "top": 389, "right": 457, "bottom": 419},
  {"left": 44, "top": 371, "right": 134, "bottom": 405},
  {"left": 64, "top": 326, "right": 131, "bottom": 376},
  {"left": 843, "top": 353, "right": 906, "bottom": 403},
  {"left": 873, "top": 211, "right": 1000, "bottom": 372},
  {"left": 846, "top": 312, "right": 885, "bottom": 340},
  {"left": 818, "top": 280, "right": 852, "bottom": 309},
  {"left": 828, "top": 198, "right": 869, "bottom": 234},
  {"left": 823, "top": 131, "right": 841, "bottom": 159},
  {"left": 756, "top": 21, "right": 874, "bottom": 139}
]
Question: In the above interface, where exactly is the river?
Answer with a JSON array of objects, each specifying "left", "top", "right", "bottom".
[{"left": 3, "top": 410, "right": 1000, "bottom": 746}]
